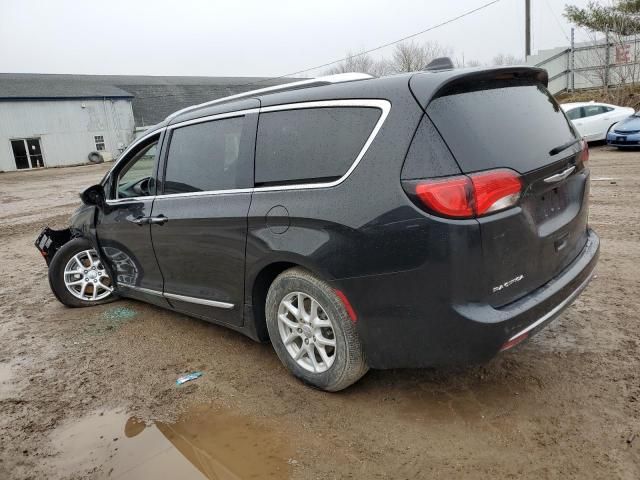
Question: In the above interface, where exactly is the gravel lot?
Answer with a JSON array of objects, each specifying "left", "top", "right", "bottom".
[{"left": 0, "top": 147, "right": 638, "bottom": 479}]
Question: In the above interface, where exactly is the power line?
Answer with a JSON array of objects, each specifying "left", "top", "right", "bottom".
[
  {"left": 239, "top": 0, "right": 503, "bottom": 87},
  {"left": 543, "top": 0, "right": 571, "bottom": 43}
]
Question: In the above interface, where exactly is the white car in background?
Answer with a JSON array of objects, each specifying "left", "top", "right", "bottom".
[{"left": 561, "top": 101, "right": 634, "bottom": 141}]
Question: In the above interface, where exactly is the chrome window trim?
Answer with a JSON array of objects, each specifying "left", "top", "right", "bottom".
[
  {"left": 105, "top": 99, "right": 390, "bottom": 203},
  {"left": 167, "top": 108, "right": 259, "bottom": 130},
  {"left": 121, "top": 285, "right": 234, "bottom": 309},
  {"left": 154, "top": 188, "right": 253, "bottom": 201},
  {"left": 106, "top": 196, "right": 154, "bottom": 205}
]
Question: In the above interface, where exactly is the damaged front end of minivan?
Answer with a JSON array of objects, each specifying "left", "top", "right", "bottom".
[{"left": 34, "top": 203, "right": 98, "bottom": 265}]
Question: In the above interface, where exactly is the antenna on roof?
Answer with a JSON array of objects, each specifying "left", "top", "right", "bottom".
[
  {"left": 423, "top": 57, "right": 455, "bottom": 71},
  {"left": 165, "top": 72, "right": 374, "bottom": 122}
]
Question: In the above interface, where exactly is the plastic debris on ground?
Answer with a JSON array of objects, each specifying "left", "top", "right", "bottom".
[{"left": 176, "top": 372, "right": 203, "bottom": 386}]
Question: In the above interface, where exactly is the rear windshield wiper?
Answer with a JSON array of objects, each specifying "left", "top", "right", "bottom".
[{"left": 549, "top": 138, "right": 580, "bottom": 156}]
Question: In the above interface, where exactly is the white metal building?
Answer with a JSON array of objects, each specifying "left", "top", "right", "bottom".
[
  {"left": 0, "top": 78, "right": 135, "bottom": 172},
  {"left": 0, "top": 73, "right": 296, "bottom": 172}
]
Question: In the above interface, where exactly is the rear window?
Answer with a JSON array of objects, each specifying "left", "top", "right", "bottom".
[
  {"left": 426, "top": 84, "right": 579, "bottom": 174},
  {"left": 255, "top": 107, "right": 381, "bottom": 185}
]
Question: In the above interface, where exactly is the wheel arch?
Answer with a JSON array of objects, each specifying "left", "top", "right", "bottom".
[{"left": 246, "top": 257, "right": 331, "bottom": 342}]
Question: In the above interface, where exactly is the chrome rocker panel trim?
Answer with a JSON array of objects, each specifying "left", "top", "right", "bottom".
[{"left": 121, "top": 285, "right": 234, "bottom": 310}]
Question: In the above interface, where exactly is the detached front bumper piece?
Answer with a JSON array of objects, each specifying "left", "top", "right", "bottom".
[{"left": 34, "top": 227, "right": 72, "bottom": 266}]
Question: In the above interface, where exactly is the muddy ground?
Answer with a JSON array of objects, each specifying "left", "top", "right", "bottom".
[{"left": 0, "top": 148, "right": 638, "bottom": 479}]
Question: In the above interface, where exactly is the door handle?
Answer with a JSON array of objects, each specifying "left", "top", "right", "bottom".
[
  {"left": 148, "top": 215, "right": 168, "bottom": 225},
  {"left": 128, "top": 216, "right": 148, "bottom": 226},
  {"left": 544, "top": 166, "right": 575, "bottom": 184}
]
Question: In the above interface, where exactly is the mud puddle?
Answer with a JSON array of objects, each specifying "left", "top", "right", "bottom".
[{"left": 50, "top": 405, "right": 294, "bottom": 479}]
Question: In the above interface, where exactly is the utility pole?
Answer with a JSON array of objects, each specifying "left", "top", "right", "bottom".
[
  {"left": 570, "top": 27, "right": 575, "bottom": 91},
  {"left": 604, "top": 28, "right": 610, "bottom": 91},
  {"left": 525, "top": 0, "right": 531, "bottom": 59}
]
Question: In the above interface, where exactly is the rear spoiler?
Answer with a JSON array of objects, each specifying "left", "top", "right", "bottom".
[{"left": 409, "top": 66, "right": 548, "bottom": 110}]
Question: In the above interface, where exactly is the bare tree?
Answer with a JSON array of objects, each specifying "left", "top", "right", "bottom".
[
  {"left": 389, "top": 40, "right": 452, "bottom": 73},
  {"left": 324, "top": 40, "right": 453, "bottom": 77},
  {"left": 492, "top": 53, "right": 523, "bottom": 65},
  {"left": 324, "top": 52, "right": 390, "bottom": 76},
  {"left": 455, "top": 56, "right": 483, "bottom": 68}
]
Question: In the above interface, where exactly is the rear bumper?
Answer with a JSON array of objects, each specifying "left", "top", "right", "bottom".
[{"left": 332, "top": 229, "right": 599, "bottom": 369}]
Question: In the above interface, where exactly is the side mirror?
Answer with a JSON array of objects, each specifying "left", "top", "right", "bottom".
[{"left": 80, "top": 184, "right": 107, "bottom": 208}]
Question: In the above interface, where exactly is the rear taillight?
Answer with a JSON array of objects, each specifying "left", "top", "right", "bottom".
[
  {"left": 415, "top": 176, "right": 473, "bottom": 218},
  {"left": 580, "top": 139, "right": 589, "bottom": 169},
  {"left": 407, "top": 169, "right": 522, "bottom": 219},
  {"left": 471, "top": 169, "right": 522, "bottom": 216}
]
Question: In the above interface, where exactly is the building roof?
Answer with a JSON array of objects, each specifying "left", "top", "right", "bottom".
[
  {"left": 0, "top": 73, "right": 296, "bottom": 126},
  {"left": 0, "top": 74, "right": 134, "bottom": 100}
]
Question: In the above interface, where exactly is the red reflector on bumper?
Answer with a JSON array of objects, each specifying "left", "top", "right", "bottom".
[{"left": 500, "top": 331, "right": 529, "bottom": 352}]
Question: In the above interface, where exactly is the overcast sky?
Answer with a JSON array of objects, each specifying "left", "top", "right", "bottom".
[{"left": 0, "top": 0, "right": 599, "bottom": 77}]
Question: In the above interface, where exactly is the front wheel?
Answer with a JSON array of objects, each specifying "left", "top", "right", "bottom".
[
  {"left": 48, "top": 237, "right": 116, "bottom": 307},
  {"left": 265, "top": 268, "right": 368, "bottom": 391}
]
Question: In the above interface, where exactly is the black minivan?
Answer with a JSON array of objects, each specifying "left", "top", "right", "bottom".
[{"left": 37, "top": 67, "right": 599, "bottom": 391}]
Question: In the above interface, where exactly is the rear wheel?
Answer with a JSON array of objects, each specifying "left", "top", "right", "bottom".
[
  {"left": 265, "top": 268, "right": 368, "bottom": 391},
  {"left": 48, "top": 237, "right": 116, "bottom": 307}
]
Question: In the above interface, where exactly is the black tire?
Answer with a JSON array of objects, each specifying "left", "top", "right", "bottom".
[
  {"left": 88, "top": 152, "right": 104, "bottom": 164},
  {"left": 48, "top": 237, "right": 116, "bottom": 308},
  {"left": 265, "top": 267, "right": 368, "bottom": 391}
]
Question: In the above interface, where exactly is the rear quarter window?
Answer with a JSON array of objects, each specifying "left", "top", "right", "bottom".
[
  {"left": 401, "top": 115, "right": 460, "bottom": 180},
  {"left": 254, "top": 107, "right": 381, "bottom": 185}
]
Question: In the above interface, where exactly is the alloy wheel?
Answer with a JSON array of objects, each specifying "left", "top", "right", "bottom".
[
  {"left": 63, "top": 249, "right": 113, "bottom": 301},
  {"left": 277, "top": 291, "right": 337, "bottom": 373}
]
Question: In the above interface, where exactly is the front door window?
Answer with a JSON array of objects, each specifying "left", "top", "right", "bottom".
[{"left": 115, "top": 141, "right": 158, "bottom": 199}]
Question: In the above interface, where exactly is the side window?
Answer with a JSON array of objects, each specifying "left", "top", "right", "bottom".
[
  {"left": 254, "top": 107, "right": 381, "bottom": 185},
  {"left": 163, "top": 116, "right": 248, "bottom": 194},
  {"left": 115, "top": 138, "right": 159, "bottom": 199},
  {"left": 583, "top": 105, "right": 603, "bottom": 118},
  {"left": 566, "top": 108, "right": 583, "bottom": 120}
]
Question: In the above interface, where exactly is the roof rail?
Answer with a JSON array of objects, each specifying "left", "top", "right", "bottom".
[{"left": 165, "top": 72, "right": 374, "bottom": 122}]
